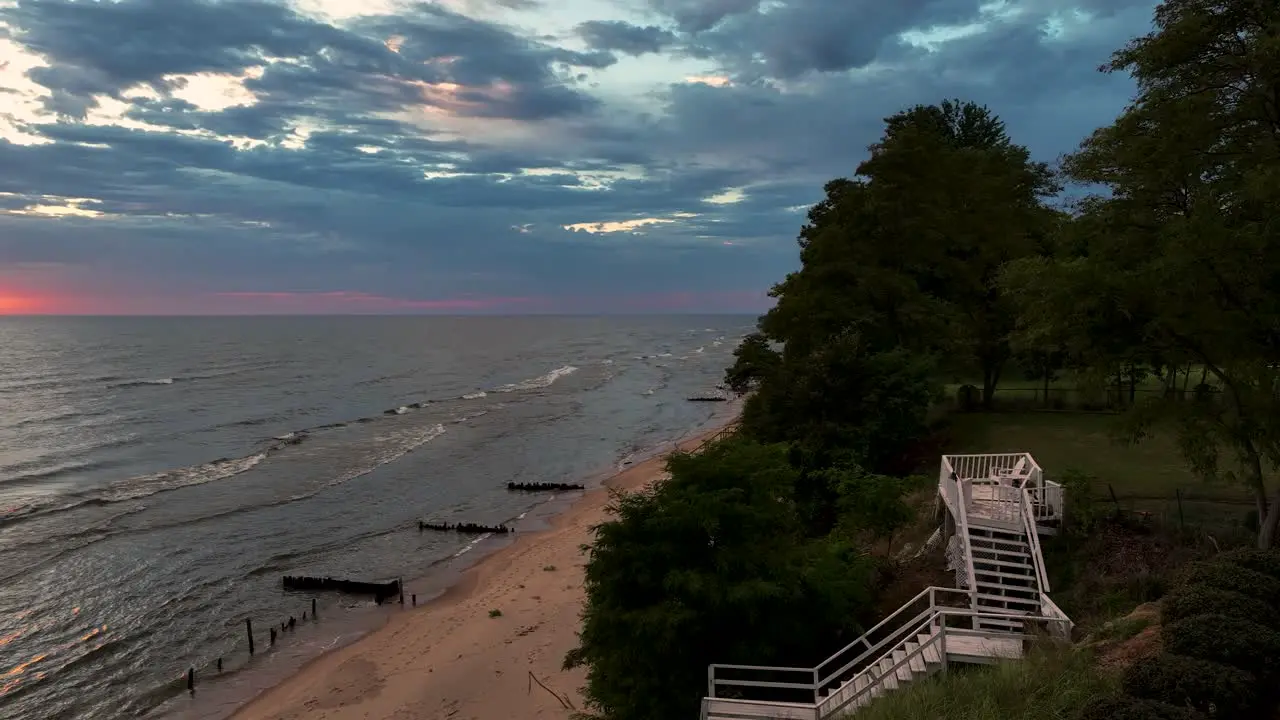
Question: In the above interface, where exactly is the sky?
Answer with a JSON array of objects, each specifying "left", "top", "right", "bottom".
[{"left": 0, "top": 0, "right": 1159, "bottom": 315}]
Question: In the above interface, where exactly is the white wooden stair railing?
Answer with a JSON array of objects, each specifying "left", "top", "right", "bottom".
[{"left": 702, "top": 596, "right": 1073, "bottom": 720}]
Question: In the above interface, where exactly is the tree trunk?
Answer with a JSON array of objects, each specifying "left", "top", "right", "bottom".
[
  {"left": 1043, "top": 369, "right": 1051, "bottom": 409},
  {"left": 1259, "top": 484, "right": 1280, "bottom": 550},
  {"left": 981, "top": 364, "right": 1000, "bottom": 411},
  {"left": 1128, "top": 369, "right": 1137, "bottom": 404},
  {"left": 1182, "top": 363, "right": 1192, "bottom": 397}
]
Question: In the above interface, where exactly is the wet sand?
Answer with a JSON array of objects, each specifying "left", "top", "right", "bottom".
[{"left": 232, "top": 419, "right": 736, "bottom": 720}]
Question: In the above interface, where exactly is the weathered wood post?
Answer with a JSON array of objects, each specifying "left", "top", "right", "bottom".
[
  {"left": 312, "top": 597, "right": 317, "bottom": 619},
  {"left": 412, "top": 594, "right": 416, "bottom": 607},
  {"left": 187, "top": 667, "right": 194, "bottom": 692},
  {"left": 270, "top": 627, "right": 277, "bottom": 645},
  {"left": 246, "top": 618, "right": 255, "bottom": 655},
  {"left": 399, "top": 577, "right": 405, "bottom": 605},
  {"left": 217, "top": 657, "right": 222, "bottom": 672}
]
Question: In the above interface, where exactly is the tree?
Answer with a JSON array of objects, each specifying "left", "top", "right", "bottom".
[
  {"left": 565, "top": 438, "right": 878, "bottom": 720},
  {"left": 724, "top": 333, "right": 779, "bottom": 395},
  {"left": 738, "top": 332, "right": 939, "bottom": 476},
  {"left": 1002, "top": 0, "right": 1280, "bottom": 547},
  {"left": 750, "top": 100, "right": 1057, "bottom": 411}
]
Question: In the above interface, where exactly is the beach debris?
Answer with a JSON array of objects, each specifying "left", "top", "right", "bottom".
[
  {"left": 281, "top": 575, "right": 402, "bottom": 602},
  {"left": 506, "top": 481, "right": 585, "bottom": 492},
  {"left": 686, "top": 389, "right": 730, "bottom": 402},
  {"left": 418, "top": 521, "right": 512, "bottom": 534}
]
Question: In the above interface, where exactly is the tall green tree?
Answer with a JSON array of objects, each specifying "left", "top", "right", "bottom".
[
  {"left": 1002, "top": 0, "right": 1280, "bottom": 547},
  {"left": 740, "top": 99, "right": 1057, "bottom": 411}
]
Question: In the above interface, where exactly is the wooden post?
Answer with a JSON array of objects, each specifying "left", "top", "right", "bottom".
[
  {"left": 399, "top": 577, "right": 405, "bottom": 605},
  {"left": 246, "top": 618, "right": 255, "bottom": 655},
  {"left": 1108, "top": 484, "right": 1120, "bottom": 511},
  {"left": 412, "top": 594, "right": 416, "bottom": 607},
  {"left": 270, "top": 627, "right": 277, "bottom": 645},
  {"left": 217, "top": 658, "right": 222, "bottom": 672},
  {"left": 1176, "top": 488, "right": 1185, "bottom": 531},
  {"left": 312, "top": 597, "right": 317, "bottom": 619},
  {"left": 187, "top": 667, "right": 194, "bottom": 692}
]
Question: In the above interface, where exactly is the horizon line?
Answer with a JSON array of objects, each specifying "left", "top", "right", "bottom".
[{"left": 0, "top": 311, "right": 762, "bottom": 318}]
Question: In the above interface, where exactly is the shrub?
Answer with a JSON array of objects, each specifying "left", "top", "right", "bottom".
[
  {"left": 1121, "top": 653, "right": 1258, "bottom": 718},
  {"left": 1161, "top": 584, "right": 1278, "bottom": 630},
  {"left": 1215, "top": 548, "right": 1280, "bottom": 582},
  {"left": 1077, "top": 694, "right": 1206, "bottom": 720},
  {"left": 1161, "top": 614, "right": 1280, "bottom": 681},
  {"left": 1175, "top": 561, "right": 1280, "bottom": 605}
]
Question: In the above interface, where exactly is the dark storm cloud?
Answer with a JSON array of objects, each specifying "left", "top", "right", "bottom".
[
  {"left": 576, "top": 20, "right": 677, "bottom": 56},
  {"left": 0, "top": 0, "right": 1165, "bottom": 308},
  {"left": 2, "top": 0, "right": 610, "bottom": 121}
]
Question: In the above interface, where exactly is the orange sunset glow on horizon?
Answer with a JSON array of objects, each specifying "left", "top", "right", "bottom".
[{"left": 0, "top": 293, "right": 43, "bottom": 314}]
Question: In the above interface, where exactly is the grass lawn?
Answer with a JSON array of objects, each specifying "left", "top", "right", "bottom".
[
  {"left": 850, "top": 644, "right": 1112, "bottom": 720},
  {"left": 942, "top": 411, "right": 1254, "bottom": 508}
]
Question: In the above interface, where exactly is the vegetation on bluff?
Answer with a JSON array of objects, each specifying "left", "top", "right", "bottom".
[{"left": 567, "top": 0, "right": 1280, "bottom": 718}]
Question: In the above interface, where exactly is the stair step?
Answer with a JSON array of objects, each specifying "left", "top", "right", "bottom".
[
  {"left": 976, "top": 590, "right": 1039, "bottom": 604},
  {"left": 969, "top": 544, "right": 1030, "bottom": 558},
  {"left": 967, "top": 534, "right": 1028, "bottom": 549},
  {"left": 975, "top": 581, "right": 1038, "bottom": 594},
  {"left": 893, "top": 649, "right": 911, "bottom": 681},
  {"left": 973, "top": 567, "right": 1036, "bottom": 582},
  {"left": 971, "top": 555, "right": 1033, "bottom": 570},
  {"left": 918, "top": 634, "right": 941, "bottom": 664},
  {"left": 906, "top": 643, "right": 926, "bottom": 673}
]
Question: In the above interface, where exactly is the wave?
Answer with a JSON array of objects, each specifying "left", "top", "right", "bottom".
[
  {"left": 492, "top": 365, "right": 578, "bottom": 393},
  {"left": 0, "top": 434, "right": 304, "bottom": 526},
  {"left": 462, "top": 391, "right": 487, "bottom": 400},
  {"left": 109, "top": 378, "right": 176, "bottom": 389}
]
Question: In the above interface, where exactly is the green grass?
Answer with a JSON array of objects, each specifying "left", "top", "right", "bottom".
[
  {"left": 943, "top": 411, "right": 1251, "bottom": 504},
  {"left": 847, "top": 645, "right": 1112, "bottom": 720}
]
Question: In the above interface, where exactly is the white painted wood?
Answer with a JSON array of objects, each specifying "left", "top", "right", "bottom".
[{"left": 704, "top": 699, "right": 817, "bottom": 720}]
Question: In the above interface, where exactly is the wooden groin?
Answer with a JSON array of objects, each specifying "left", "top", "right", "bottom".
[
  {"left": 507, "top": 482, "right": 585, "bottom": 492},
  {"left": 418, "top": 521, "right": 512, "bottom": 534},
  {"left": 281, "top": 575, "right": 401, "bottom": 601}
]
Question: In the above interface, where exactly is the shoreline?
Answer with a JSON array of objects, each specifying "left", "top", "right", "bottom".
[{"left": 224, "top": 409, "right": 739, "bottom": 720}]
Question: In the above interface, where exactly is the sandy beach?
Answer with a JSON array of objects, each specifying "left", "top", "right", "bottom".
[{"left": 232, "top": 418, "right": 736, "bottom": 720}]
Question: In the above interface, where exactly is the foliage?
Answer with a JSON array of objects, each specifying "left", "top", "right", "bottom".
[
  {"left": 738, "top": 336, "right": 939, "bottom": 475},
  {"left": 723, "top": 333, "right": 778, "bottom": 396},
  {"left": 847, "top": 645, "right": 1110, "bottom": 720},
  {"left": 741, "top": 98, "right": 1057, "bottom": 421},
  {"left": 565, "top": 437, "right": 879, "bottom": 720},
  {"left": 1077, "top": 694, "right": 1207, "bottom": 720},
  {"left": 1161, "top": 614, "right": 1280, "bottom": 683},
  {"left": 999, "top": 0, "right": 1280, "bottom": 547},
  {"left": 1121, "top": 653, "right": 1258, "bottom": 718},
  {"left": 1214, "top": 548, "right": 1280, "bottom": 582},
  {"left": 1058, "top": 467, "right": 1104, "bottom": 535},
  {"left": 1160, "top": 584, "right": 1278, "bottom": 631},
  {"left": 1175, "top": 561, "right": 1280, "bottom": 606}
]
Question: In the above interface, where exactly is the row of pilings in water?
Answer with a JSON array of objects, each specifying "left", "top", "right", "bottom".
[
  {"left": 418, "top": 521, "right": 512, "bottom": 534},
  {"left": 179, "top": 479, "right": 591, "bottom": 695}
]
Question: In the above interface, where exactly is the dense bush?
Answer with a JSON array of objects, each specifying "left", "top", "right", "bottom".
[
  {"left": 1161, "top": 614, "right": 1280, "bottom": 682},
  {"left": 1076, "top": 694, "right": 1207, "bottom": 720},
  {"left": 1160, "top": 584, "right": 1278, "bottom": 630},
  {"left": 1215, "top": 548, "right": 1280, "bottom": 582},
  {"left": 1175, "top": 561, "right": 1280, "bottom": 605},
  {"left": 1121, "top": 653, "right": 1258, "bottom": 718},
  {"left": 566, "top": 438, "right": 882, "bottom": 720}
]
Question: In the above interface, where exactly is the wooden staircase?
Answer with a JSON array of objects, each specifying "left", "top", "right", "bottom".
[{"left": 701, "top": 453, "right": 1071, "bottom": 720}]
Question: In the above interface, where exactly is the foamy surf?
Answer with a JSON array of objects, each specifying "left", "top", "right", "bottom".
[
  {"left": 493, "top": 365, "right": 578, "bottom": 392},
  {"left": 462, "top": 391, "right": 487, "bottom": 400}
]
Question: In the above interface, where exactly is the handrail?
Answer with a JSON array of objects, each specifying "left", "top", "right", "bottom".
[
  {"left": 817, "top": 611, "right": 939, "bottom": 717},
  {"left": 952, "top": 476, "right": 980, "bottom": 603},
  {"left": 709, "top": 606, "right": 1069, "bottom": 708},
  {"left": 1018, "top": 488, "right": 1051, "bottom": 593}
]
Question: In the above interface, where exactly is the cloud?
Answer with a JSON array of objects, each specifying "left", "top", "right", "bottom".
[
  {"left": 576, "top": 20, "right": 676, "bottom": 56},
  {"left": 0, "top": 0, "right": 1162, "bottom": 314}
]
